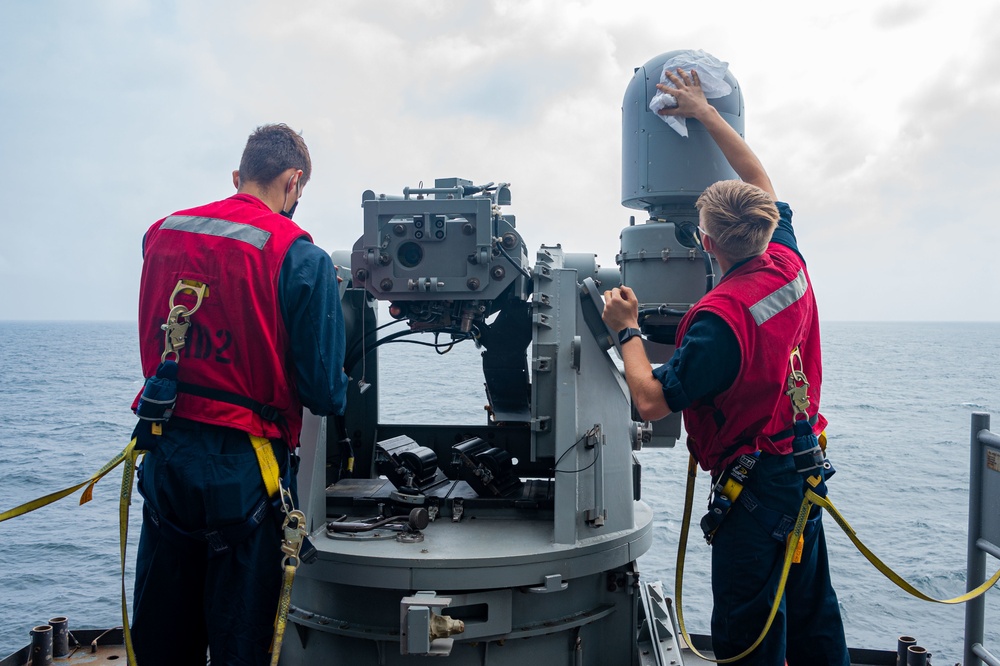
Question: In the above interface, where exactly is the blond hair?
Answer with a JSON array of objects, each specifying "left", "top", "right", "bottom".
[{"left": 696, "top": 180, "right": 779, "bottom": 260}]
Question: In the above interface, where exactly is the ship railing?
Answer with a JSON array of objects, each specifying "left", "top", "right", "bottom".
[{"left": 965, "top": 412, "right": 1000, "bottom": 666}]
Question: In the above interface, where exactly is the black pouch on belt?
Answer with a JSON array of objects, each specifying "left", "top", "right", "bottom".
[{"left": 133, "top": 360, "right": 179, "bottom": 451}]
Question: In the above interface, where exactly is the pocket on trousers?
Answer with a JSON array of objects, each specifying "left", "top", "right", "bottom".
[{"left": 204, "top": 450, "right": 268, "bottom": 527}]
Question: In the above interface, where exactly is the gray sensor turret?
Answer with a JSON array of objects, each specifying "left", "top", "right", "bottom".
[{"left": 621, "top": 50, "right": 744, "bottom": 213}]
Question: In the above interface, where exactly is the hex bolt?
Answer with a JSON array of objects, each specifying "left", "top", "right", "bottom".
[
  {"left": 467, "top": 278, "right": 480, "bottom": 290},
  {"left": 380, "top": 279, "right": 394, "bottom": 291},
  {"left": 501, "top": 233, "right": 518, "bottom": 249},
  {"left": 356, "top": 269, "right": 368, "bottom": 282},
  {"left": 378, "top": 253, "right": 391, "bottom": 265},
  {"left": 393, "top": 223, "right": 405, "bottom": 236},
  {"left": 491, "top": 266, "right": 506, "bottom": 280},
  {"left": 435, "top": 230, "right": 444, "bottom": 239},
  {"left": 463, "top": 223, "right": 475, "bottom": 235}
]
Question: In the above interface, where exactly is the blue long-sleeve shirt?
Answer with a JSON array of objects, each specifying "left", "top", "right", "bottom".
[
  {"left": 279, "top": 238, "right": 349, "bottom": 416},
  {"left": 653, "top": 201, "right": 800, "bottom": 412}
]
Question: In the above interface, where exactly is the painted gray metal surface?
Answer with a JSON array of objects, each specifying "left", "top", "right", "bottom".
[
  {"left": 621, "top": 50, "right": 743, "bottom": 213},
  {"left": 285, "top": 179, "right": 660, "bottom": 665},
  {"left": 965, "top": 413, "right": 1000, "bottom": 666}
]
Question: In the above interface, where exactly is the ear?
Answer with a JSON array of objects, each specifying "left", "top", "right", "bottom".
[
  {"left": 232, "top": 170, "right": 240, "bottom": 190},
  {"left": 700, "top": 233, "right": 713, "bottom": 253}
]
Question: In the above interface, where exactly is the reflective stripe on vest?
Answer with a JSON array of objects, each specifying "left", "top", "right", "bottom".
[
  {"left": 162, "top": 215, "right": 272, "bottom": 250},
  {"left": 748, "top": 269, "right": 807, "bottom": 326}
]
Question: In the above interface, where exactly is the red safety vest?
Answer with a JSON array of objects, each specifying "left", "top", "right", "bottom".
[
  {"left": 133, "top": 194, "right": 311, "bottom": 449},
  {"left": 676, "top": 242, "right": 827, "bottom": 475}
]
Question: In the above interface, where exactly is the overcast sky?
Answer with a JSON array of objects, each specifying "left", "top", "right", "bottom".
[{"left": 1, "top": 0, "right": 998, "bottom": 322}]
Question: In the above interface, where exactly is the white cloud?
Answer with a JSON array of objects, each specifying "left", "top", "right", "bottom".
[{"left": 1, "top": 0, "right": 999, "bottom": 320}]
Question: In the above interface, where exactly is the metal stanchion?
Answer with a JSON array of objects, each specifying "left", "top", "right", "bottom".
[
  {"left": 896, "top": 636, "right": 916, "bottom": 665},
  {"left": 29, "top": 624, "right": 53, "bottom": 666},
  {"left": 48, "top": 616, "right": 69, "bottom": 658}
]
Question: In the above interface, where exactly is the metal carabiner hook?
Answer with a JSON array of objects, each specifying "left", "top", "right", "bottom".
[
  {"left": 161, "top": 304, "right": 191, "bottom": 362},
  {"left": 786, "top": 346, "right": 811, "bottom": 416}
]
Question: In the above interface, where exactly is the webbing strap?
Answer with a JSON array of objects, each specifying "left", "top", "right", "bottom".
[
  {"left": 177, "top": 382, "right": 284, "bottom": 424},
  {"left": 809, "top": 489, "right": 1000, "bottom": 604},
  {"left": 251, "top": 435, "right": 283, "bottom": 499},
  {"left": 119, "top": 439, "right": 144, "bottom": 666},
  {"left": 269, "top": 564, "right": 297, "bottom": 666},
  {"left": 675, "top": 454, "right": 811, "bottom": 663},
  {"left": 0, "top": 444, "right": 131, "bottom": 523},
  {"left": 674, "top": 455, "right": 1000, "bottom": 663}
]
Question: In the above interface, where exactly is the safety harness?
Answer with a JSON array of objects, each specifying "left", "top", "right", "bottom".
[
  {"left": 128, "top": 279, "right": 314, "bottom": 666},
  {"left": 677, "top": 347, "right": 841, "bottom": 663},
  {"left": 699, "top": 348, "right": 830, "bottom": 547}
]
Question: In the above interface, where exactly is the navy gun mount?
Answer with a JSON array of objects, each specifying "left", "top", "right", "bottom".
[
  {"left": 284, "top": 178, "right": 664, "bottom": 664},
  {"left": 282, "top": 52, "right": 741, "bottom": 665}
]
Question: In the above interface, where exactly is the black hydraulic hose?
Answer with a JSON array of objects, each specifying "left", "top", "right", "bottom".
[
  {"left": 344, "top": 320, "right": 403, "bottom": 373},
  {"left": 496, "top": 242, "right": 532, "bottom": 281},
  {"left": 344, "top": 328, "right": 475, "bottom": 377},
  {"left": 344, "top": 328, "right": 421, "bottom": 376},
  {"left": 327, "top": 508, "right": 429, "bottom": 533},
  {"left": 638, "top": 305, "right": 688, "bottom": 320}
]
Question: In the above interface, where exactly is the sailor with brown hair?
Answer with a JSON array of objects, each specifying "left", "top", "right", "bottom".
[{"left": 131, "top": 123, "right": 348, "bottom": 666}]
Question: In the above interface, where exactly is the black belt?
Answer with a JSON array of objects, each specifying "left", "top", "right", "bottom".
[
  {"left": 717, "top": 414, "right": 818, "bottom": 468},
  {"left": 177, "top": 381, "right": 283, "bottom": 424}
]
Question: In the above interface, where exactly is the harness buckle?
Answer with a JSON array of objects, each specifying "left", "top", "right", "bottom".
[{"left": 700, "top": 452, "right": 759, "bottom": 543}]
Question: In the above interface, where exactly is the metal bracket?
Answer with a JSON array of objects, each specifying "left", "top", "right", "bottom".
[
  {"left": 532, "top": 312, "right": 552, "bottom": 329},
  {"left": 532, "top": 356, "right": 552, "bottom": 372},
  {"left": 533, "top": 264, "right": 552, "bottom": 281},
  {"left": 527, "top": 574, "right": 569, "bottom": 594},
  {"left": 531, "top": 416, "right": 551, "bottom": 433},
  {"left": 399, "top": 592, "right": 463, "bottom": 656},
  {"left": 534, "top": 291, "right": 552, "bottom": 308}
]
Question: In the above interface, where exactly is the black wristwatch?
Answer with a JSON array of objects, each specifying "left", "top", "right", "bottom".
[{"left": 618, "top": 327, "right": 642, "bottom": 346}]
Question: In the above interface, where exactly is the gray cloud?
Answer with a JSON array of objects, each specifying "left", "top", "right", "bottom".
[{"left": 872, "top": 1, "right": 928, "bottom": 29}]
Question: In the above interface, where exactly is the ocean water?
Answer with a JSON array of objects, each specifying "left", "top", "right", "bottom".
[{"left": 1, "top": 320, "right": 999, "bottom": 663}]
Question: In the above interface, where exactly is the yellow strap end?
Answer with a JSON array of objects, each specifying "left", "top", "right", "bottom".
[
  {"left": 788, "top": 532, "right": 804, "bottom": 564},
  {"left": 80, "top": 482, "right": 96, "bottom": 505}
]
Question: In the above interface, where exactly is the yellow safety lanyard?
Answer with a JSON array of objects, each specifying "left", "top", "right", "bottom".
[
  {"left": 672, "top": 347, "right": 1000, "bottom": 663},
  {"left": 253, "top": 434, "right": 309, "bottom": 666}
]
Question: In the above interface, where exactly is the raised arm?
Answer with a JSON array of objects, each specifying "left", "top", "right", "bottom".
[{"left": 658, "top": 69, "right": 775, "bottom": 200}]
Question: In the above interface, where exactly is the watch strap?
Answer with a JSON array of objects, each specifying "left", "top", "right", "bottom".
[{"left": 618, "top": 327, "right": 642, "bottom": 345}]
